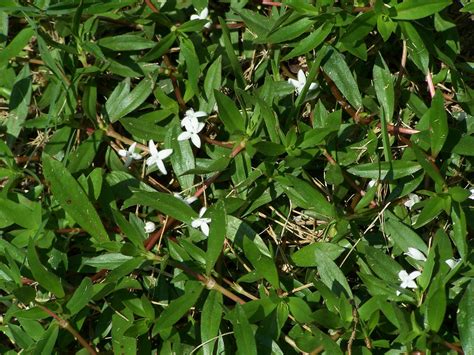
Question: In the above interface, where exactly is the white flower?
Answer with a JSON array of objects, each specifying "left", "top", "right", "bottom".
[
  {"left": 404, "top": 247, "right": 427, "bottom": 262},
  {"left": 190, "top": 7, "right": 211, "bottom": 29},
  {"left": 191, "top": 207, "right": 212, "bottom": 236},
  {"left": 144, "top": 221, "right": 156, "bottom": 234},
  {"left": 404, "top": 193, "right": 421, "bottom": 209},
  {"left": 397, "top": 270, "right": 421, "bottom": 294},
  {"left": 118, "top": 142, "right": 141, "bottom": 167},
  {"left": 173, "top": 193, "right": 198, "bottom": 205},
  {"left": 145, "top": 140, "right": 173, "bottom": 175},
  {"left": 469, "top": 188, "right": 474, "bottom": 200},
  {"left": 445, "top": 258, "right": 461, "bottom": 269},
  {"left": 182, "top": 108, "right": 207, "bottom": 128},
  {"left": 288, "top": 69, "right": 318, "bottom": 95},
  {"left": 178, "top": 117, "right": 205, "bottom": 148}
]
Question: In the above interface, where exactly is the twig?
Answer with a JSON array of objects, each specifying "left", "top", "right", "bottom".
[
  {"left": 162, "top": 55, "right": 186, "bottom": 111},
  {"left": 144, "top": 0, "right": 159, "bottom": 13},
  {"left": 426, "top": 71, "right": 436, "bottom": 98}
]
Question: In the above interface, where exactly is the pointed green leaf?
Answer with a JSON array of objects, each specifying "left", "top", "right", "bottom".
[
  {"left": 457, "top": 280, "right": 474, "bottom": 353},
  {"left": 201, "top": 290, "right": 223, "bottom": 355},
  {"left": 206, "top": 201, "right": 226, "bottom": 275},
  {"left": 231, "top": 304, "right": 258, "bottom": 355}
]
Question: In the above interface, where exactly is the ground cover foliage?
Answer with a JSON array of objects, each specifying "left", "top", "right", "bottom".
[{"left": 0, "top": 0, "right": 473, "bottom": 353}]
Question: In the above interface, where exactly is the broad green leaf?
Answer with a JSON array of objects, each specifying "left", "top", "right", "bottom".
[
  {"left": 34, "top": 323, "right": 59, "bottom": 355},
  {"left": 231, "top": 304, "right": 258, "bottom": 355},
  {"left": 0, "top": 197, "right": 40, "bottom": 229},
  {"left": 236, "top": 8, "right": 272, "bottom": 39},
  {"left": 400, "top": 22, "right": 429, "bottom": 73},
  {"left": 243, "top": 235, "right": 279, "bottom": 288},
  {"left": 413, "top": 195, "right": 445, "bottom": 228},
  {"left": 153, "top": 282, "right": 203, "bottom": 333},
  {"left": 384, "top": 216, "right": 428, "bottom": 254},
  {"left": 347, "top": 160, "right": 421, "bottom": 180},
  {"left": 218, "top": 17, "right": 245, "bottom": 89},
  {"left": 283, "top": 22, "right": 333, "bottom": 60},
  {"left": 206, "top": 201, "right": 226, "bottom": 275},
  {"left": 215, "top": 90, "right": 246, "bottom": 133},
  {"left": 340, "top": 12, "right": 377, "bottom": 60},
  {"left": 66, "top": 278, "right": 93, "bottom": 316},
  {"left": 287, "top": 297, "right": 314, "bottom": 323},
  {"left": 7, "top": 64, "right": 32, "bottom": 143},
  {"left": 166, "top": 123, "right": 195, "bottom": 192},
  {"left": 106, "top": 77, "right": 154, "bottom": 122},
  {"left": 27, "top": 239, "right": 65, "bottom": 298},
  {"left": 314, "top": 249, "right": 353, "bottom": 298},
  {"left": 322, "top": 46, "right": 363, "bottom": 109},
  {"left": 201, "top": 290, "right": 223, "bottom": 355},
  {"left": 393, "top": 0, "right": 451, "bottom": 20},
  {"left": 124, "top": 190, "right": 197, "bottom": 223},
  {"left": 97, "top": 34, "right": 156, "bottom": 51},
  {"left": 425, "top": 278, "right": 446, "bottom": 332},
  {"left": 411, "top": 142, "right": 445, "bottom": 188},
  {"left": 429, "top": 90, "right": 448, "bottom": 158},
  {"left": 180, "top": 37, "right": 200, "bottom": 97},
  {"left": 42, "top": 154, "right": 109, "bottom": 242},
  {"left": 451, "top": 202, "right": 467, "bottom": 259},
  {"left": 458, "top": 280, "right": 474, "bottom": 354},
  {"left": 266, "top": 17, "right": 314, "bottom": 44},
  {"left": 140, "top": 32, "right": 176, "bottom": 62},
  {"left": 67, "top": 130, "right": 103, "bottom": 174},
  {"left": 373, "top": 54, "right": 395, "bottom": 122},
  {"left": 0, "top": 27, "right": 34, "bottom": 67},
  {"left": 82, "top": 253, "right": 133, "bottom": 269},
  {"left": 292, "top": 243, "right": 345, "bottom": 266},
  {"left": 203, "top": 56, "right": 222, "bottom": 112}
]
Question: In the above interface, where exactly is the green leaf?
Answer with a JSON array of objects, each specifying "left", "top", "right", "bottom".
[
  {"left": 400, "top": 22, "right": 429, "bottom": 73},
  {"left": 180, "top": 37, "right": 200, "bottom": 97},
  {"left": 373, "top": 54, "right": 395, "bottom": 122},
  {"left": 340, "top": 12, "right": 377, "bottom": 60},
  {"left": 201, "top": 290, "right": 223, "bottom": 355},
  {"left": 458, "top": 280, "right": 474, "bottom": 354},
  {"left": 429, "top": 90, "right": 448, "bottom": 158},
  {"left": 347, "top": 160, "right": 421, "bottom": 180},
  {"left": 231, "top": 304, "right": 258, "bottom": 355},
  {"left": 215, "top": 90, "right": 246, "bottom": 133},
  {"left": 322, "top": 46, "right": 363, "bottom": 109},
  {"left": 97, "top": 34, "right": 156, "bottom": 51},
  {"left": 153, "top": 282, "right": 203, "bottom": 333},
  {"left": 393, "top": 0, "right": 451, "bottom": 20},
  {"left": 243, "top": 235, "right": 279, "bottom": 288},
  {"left": 42, "top": 154, "right": 109, "bottom": 242},
  {"left": 384, "top": 215, "right": 428, "bottom": 254},
  {"left": 314, "top": 249, "right": 353, "bottom": 298},
  {"left": 140, "top": 32, "right": 176, "bottom": 62},
  {"left": 266, "top": 17, "right": 314, "bottom": 44},
  {"left": 292, "top": 243, "right": 345, "bottom": 266},
  {"left": 413, "top": 195, "right": 445, "bottom": 228},
  {"left": 218, "top": 17, "right": 245, "bottom": 89},
  {"left": 124, "top": 190, "right": 197, "bottom": 223},
  {"left": 203, "top": 56, "right": 222, "bottom": 112},
  {"left": 34, "top": 323, "right": 59, "bottom": 355},
  {"left": 7, "top": 64, "right": 32, "bottom": 143},
  {"left": 0, "top": 27, "right": 34, "bottom": 68},
  {"left": 411, "top": 142, "right": 445, "bottom": 188},
  {"left": 166, "top": 123, "right": 195, "bottom": 192},
  {"left": 106, "top": 77, "right": 154, "bottom": 122},
  {"left": 425, "top": 278, "right": 446, "bottom": 332},
  {"left": 27, "top": 239, "right": 65, "bottom": 298},
  {"left": 451, "top": 202, "right": 467, "bottom": 259},
  {"left": 67, "top": 130, "right": 103, "bottom": 174},
  {"left": 206, "top": 201, "right": 226, "bottom": 275},
  {"left": 66, "top": 278, "right": 93, "bottom": 316},
  {"left": 282, "top": 22, "right": 333, "bottom": 60}
]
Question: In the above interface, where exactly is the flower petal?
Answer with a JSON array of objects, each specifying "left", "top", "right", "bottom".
[
  {"left": 308, "top": 82, "right": 318, "bottom": 91},
  {"left": 148, "top": 140, "right": 158, "bottom": 157},
  {"left": 199, "top": 207, "right": 207, "bottom": 218},
  {"left": 194, "top": 111, "right": 207, "bottom": 118},
  {"left": 191, "top": 219, "right": 201, "bottom": 228},
  {"left": 190, "top": 14, "right": 200, "bottom": 21},
  {"left": 200, "top": 222, "right": 210, "bottom": 236},
  {"left": 118, "top": 149, "right": 127, "bottom": 157},
  {"left": 191, "top": 133, "right": 201, "bottom": 148},
  {"left": 297, "top": 69, "right": 306, "bottom": 83},
  {"left": 200, "top": 7, "right": 208, "bottom": 19},
  {"left": 178, "top": 131, "right": 192, "bottom": 141},
  {"left": 404, "top": 247, "right": 427, "bottom": 262},
  {"left": 158, "top": 149, "right": 173, "bottom": 160},
  {"left": 156, "top": 159, "right": 167, "bottom": 175},
  {"left": 288, "top": 78, "right": 299, "bottom": 88}
]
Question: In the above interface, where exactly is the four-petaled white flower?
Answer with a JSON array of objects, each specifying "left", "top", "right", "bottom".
[
  {"left": 404, "top": 193, "right": 421, "bottom": 209},
  {"left": 146, "top": 140, "right": 173, "bottom": 175},
  {"left": 182, "top": 108, "right": 207, "bottom": 128},
  {"left": 191, "top": 207, "right": 212, "bottom": 236},
  {"left": 367, "top": 179, "right": 377, "bottom": 188},
  {"left": 288, "top": 69, "right": 318, "bottom": 95},
  {"left": 190, "top": 7, "right": 211, "bottom": 29},
  {"left": 397, "top": 270, "right": 421, "bottom": 295},
  {"left": 404, "top": 247, "right": 427, "bottom": 262},
  {"left": 144, "top": 221, "right": 156, "bottom": 234},
  {"left": 469, "top": 188, "right": 474, "bottom": 200},
  {"left": 118, "top": 142, "right": 141, "bottom": 167},
  {"left": 178, "top": 116, "right": 205, "bottom": 148},
  {"left": 445, "top": 258, "right": 461, "bottom": 269},
  {"left": 173, "top": 193, "right": 198, "bottom": 205}
]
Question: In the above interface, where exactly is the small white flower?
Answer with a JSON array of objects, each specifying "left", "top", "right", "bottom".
[
  {"left": 145, "top": 140, "right": 173, "bottom": 175},
  {"left": 288, "top": 69, "right": 318, "bottom": 95},
  {"left": 190, "top": 7, "right": 211, "bottom": 29},
  {"left": 445, "top": 258, "right": 461, "bottom": 269},
  {"left": 367, "top": 179, "right": 377, "bottom": 188},
  {"left": 469, "top": 188, "right": 474, "bottom": 200},
  {"left": 404, "top": 247, "right": 427, "bottom": 262},
  {"left": 404, "top": 193, "right": 421, "bottom": 209},
  {"left": 173, "top": 193, "right": 198, "bottom": 205},
  {"left": 191, "top": 207, "right": 212, "bottom": 236},
  {"left": 144, "top": 221, "right": 156, "bottom": 234},
  {"left": 178, "top": 117, "right": 205, "bottom": 148},
  {"left": 182, "top": 108, "right": 207, "bottom": 128},
  {"left": 398, "top": 270, "right": 421, "bottom": 293},
  {"left": 118, "top": 142, "right": 141, "bottom": 167}
]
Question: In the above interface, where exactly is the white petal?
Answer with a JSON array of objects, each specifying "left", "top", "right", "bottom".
[
  {"left": 405, "top": 280, "right": 418, "bottom": 289},
  {"left": 178, "top": 131, "right": 192, "bottom": 141},
  {"left": 445, "top": 258, "right": 460, "bottom": 269},
  {"left": 469, "top": 188, "right": 474, "bottom": 200},
  {"left": 308, "top": 82, "right": 318, "bottom": 91},
  {"left": 201, "top": 222, "right": 209, "bottom": 236},
  {"left": 118, "top": 149, "right": 128, "bottom": 157},
  {"left": 199, "top": 207, "right": 207, "bottom": 217},
  {"left": 196, "top": 122, "right": 205, "bottom": 133},
  {"left": 156, "top": 159, "right": 167, "bottom": 175},
  {"left": 404, "top": 247, "right": 427, "bottom": 262},
  {"left": 185, "top": 196, "right": 198, "bottom": 204},
  {"left": 191, "top": 133, "right": 201, "bottom": 148},
  {"left": 144, "top": 221, "right": 156, "bottom": 233},
  {"left": 148, "top": 140, "right": 158, "bottom": 157},
  {"left": 398, "top": 270, "right": 409, "bottom": 281},
  {"left": 297, "top": 69, "right": 306, "bottom": 83},
  {"left": 204, "top": 21, "right": 212, "bottom": 29},
  {"left": 368, "top": 179, "right": 377, "bottom": 188},
  {"left": 129, "top": 142, "right": 137, "bottom": 153},
  {"left": 191, "top": 219, "right": 201, "bottom": 228},
  {"left": 131, "top": 152, "right": 142, "bottom": 160},
  {"left": 158, "top": 149, "right": 173, "bottom": 159},
  {"left": 146, "top": 156, "right": 156, "bottom": 166},
  {"left": 408, "top": 271, "right": 421, "bottom": 279},
  {"left": 190, "top": 14, "right": 200, "bottom": 21},
  {"left": 200, "top": 7, "right": 208, "bottom": 19},
  {"left": 288, "top": 78, "right": 299, "bottom": 88},
  {"left": 194, "top": 111, "right": 207, "bottom": 118}
]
